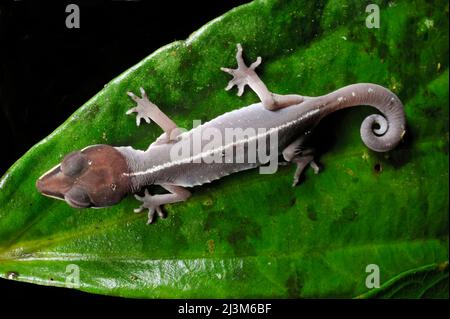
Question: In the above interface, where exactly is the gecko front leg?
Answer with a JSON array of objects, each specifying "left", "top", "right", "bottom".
[
  {"left": 221, "top": 43, "right": 305, "bottom": 110},
  {"left": 133, "top": 185, "right": 191, "bottom": 224},
  {"left": 126, "top": 87, "right": 182, "bottom": 142},
  {"left": 282, "top": 135, "right": 320, "bottom": 186}
]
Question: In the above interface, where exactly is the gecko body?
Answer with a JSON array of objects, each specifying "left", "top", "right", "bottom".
[{"left": 37, "top": 44, "right": 406, "bottom": 224}]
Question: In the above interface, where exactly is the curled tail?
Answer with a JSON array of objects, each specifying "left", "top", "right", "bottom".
[{"left": 319, "top": 83, "right": 406, "bottom": 152}]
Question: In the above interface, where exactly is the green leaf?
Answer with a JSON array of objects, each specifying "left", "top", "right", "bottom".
[
  {"left": 356, "top": 261, "right": 449, "bottom": 299},
  {"left": 0, "top": 0, "right": 448, "bottom": 298}
]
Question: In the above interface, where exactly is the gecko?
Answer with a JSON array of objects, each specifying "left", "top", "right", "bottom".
[{"left": 36, "top": 44, "right": 406, "bottom": 224}]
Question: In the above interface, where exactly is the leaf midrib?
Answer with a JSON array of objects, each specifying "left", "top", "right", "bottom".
[{"left": 1, "top": 237, "right": 446, "bottom": 264}]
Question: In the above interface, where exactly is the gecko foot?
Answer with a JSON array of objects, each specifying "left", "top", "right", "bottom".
[
  {"left": 133, "top": 189, "right": 166, "bottom": 224},
  {"left": 126, "top": 87, "right": 156, "bottom": 126},
  {"left": 220, "top": 43, "right": 262, "bottom": 96},
  {"left": 292, "top": 157, "right": 320, "bottom": 187}
]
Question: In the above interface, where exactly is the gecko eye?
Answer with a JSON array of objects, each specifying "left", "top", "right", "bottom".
[
  {"left": 61, "top": 152, "right": 89, "bottom": 177},
  {"left": 64, "top": 186, "right": 92, "bottom": 208}
]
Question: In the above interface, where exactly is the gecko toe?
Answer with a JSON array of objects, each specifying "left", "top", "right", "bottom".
[
  {"left": 139, "top": 87, "right": 147, "bottom": 98},
  {"left": 155, "top": 206, "right": 165, "bottom": 218},
  {"left": 147, "top": 209, "right": 156, "bottom": 224},
  {"left": 134, "top": 205, "right": 144, "bottom": 213},
  {"left": 310, "top": 161, "right": 320, "bottom": 174},
  {"left": 250, "top": 56, "right": 262, "bottom": 70},
  {"left": 127, "top": 91, "right": 141, "bottom": 103},
  {"left": 126, "top": 108, "right": 135, "bottom": 115},
  {"left": 237, "top": 84, "right": 247, "bottom": 96},
  {"left": 220, "top": 67, "right": 234, "bottom": 75},
  {"left": 225, "top": 81, "right": 235, "bottom": 91}
]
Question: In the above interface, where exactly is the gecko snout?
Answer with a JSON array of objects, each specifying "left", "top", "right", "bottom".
[
  {"left": 36, "top": 164, "right": 72, "bottom": 201},
  {"left": 36, "top": 145, "right": 132, "bottom": 208}
]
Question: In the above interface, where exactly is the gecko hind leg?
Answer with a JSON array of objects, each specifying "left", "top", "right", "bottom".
[
  {"left": 126, "top": 87, "right": 182, "bottom": 142},
  {"left": 221, "top": 43, "right": 305, "bottom": 110},
  {"left": 282, "top": 135, "right": 320, "bottom": 186},
  {"left": 133, "top": 185, "right": 191, "bottom": 224}
]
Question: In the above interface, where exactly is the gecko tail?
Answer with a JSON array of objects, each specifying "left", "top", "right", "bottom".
[{"left": 320, "top": 83, "right": 406, "bottom": 152}]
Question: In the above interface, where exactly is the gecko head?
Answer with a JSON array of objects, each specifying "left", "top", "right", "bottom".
[{"left": 36, "top": 145, "right": 131, "bottom": 208}]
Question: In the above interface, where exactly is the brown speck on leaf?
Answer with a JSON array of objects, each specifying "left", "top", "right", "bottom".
[
  {"left": 203, "top": 198, "right": 213, "bottom": 206},
  {"left": 346, "top": 168, "right": 355, "bottom": 176},
  {"left": 130, "top": 274, "right": 138, "bottom": 281},
  {"left": 207, "top": 239, "right": 215, "bottom": 255}
]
